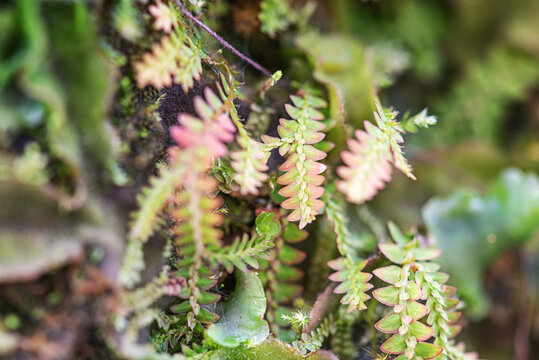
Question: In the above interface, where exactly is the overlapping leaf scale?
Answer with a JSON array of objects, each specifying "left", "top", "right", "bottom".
[
  {"left": 328, "top": 258, "right": 373, "bottom": 312},
  {"left": 231, "top": 137, "right": 269, "bottom": 195},
  {"left": 263, "top": 94, "right": 328, "bottom": 229},
  {"left": 337, "top": 121, "right": 392, "bottom": 204},
  {"left": 337, "top": 99, "right": 417, "bottom": 204},
  {"left": 134, "top": 32, "right": 203, "bottom": 92}
]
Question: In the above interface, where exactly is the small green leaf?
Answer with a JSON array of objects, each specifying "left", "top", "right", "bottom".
[
  {"left": 388, "top": 221, "right": 409, "bottom": 246},
  {"left": 414, "top": 248, "right": 442, "bottom": 261},
  {"left": 380, "top": 334, "right": 406, "bottom": 354},
  {"left": 406, "top": 301, "right": 428, "bottom": 320},
  {"left": 275, "top": 283, "right": 302, "bottom": 303},
  {"left": 196, "top": 308, "right": 220, "bottom": 323},
  {"left": 373, "top": 285, "right": 399, "bottom": 306},
  {"left": 414, "top": 342, "right": 443, "bottom": 359},
  {"left": 279, "top": 245, "right": 306, "bottom": 265},
  {"left": 405, "top": 281, "right": 422, "bottom": 300},
  {"left": 282, "top": 223, "right": 308, "bottom": 243},
  {"left": 170, "top": 300, "right": 190, "bottom": 314},
  {"left": 429, "top": 272, "right": 450, "bottom": 284},
  {"left": 375, "top": 312, "right": 401, "bottom": 333},
  {"left": 373, "top": 265, "right": 401, "bottom": 284},
  {"left": 409, "top": 320, "right": 433, "bottom": 341},
  {"left": 276, "top": 265, "right": 303, "bottom": 282},
  {"left": 256, "top": 212, "right": 281, "bottom": 238},
  {"left": 379, "top": 243, "right": 406, "bottom": 264},
  {"left": 199, "top": 291, "right": 220, "bottom": 305}
]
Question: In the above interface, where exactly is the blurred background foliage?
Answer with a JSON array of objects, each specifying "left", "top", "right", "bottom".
[{"left": 0, "top": 0, "right": 538, "bottom": 359}]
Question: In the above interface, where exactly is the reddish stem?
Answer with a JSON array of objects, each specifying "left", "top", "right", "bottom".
[{"left": 174, "top": 0, "right": 272, "bottom": 76}]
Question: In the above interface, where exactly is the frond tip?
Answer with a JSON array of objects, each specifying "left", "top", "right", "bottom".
[
  {"left": 262, "top": 93, "right": 328, "bottom": 229},
  {"left": 134, "top": 5, "right": 204, "bottom": 93},
  {"left": 171, "top": 87, "right": 236, "bottom": 161},
  {"left": 231, "top": 137, "right": 269, "bottom": 195},
  {"left": 337, "top": 98, "right": 417, "bottom": 204}
]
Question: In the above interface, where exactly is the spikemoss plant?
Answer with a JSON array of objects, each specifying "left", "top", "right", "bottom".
[{"left": 113, "top": 2, "right": 477, "bottom": 358}]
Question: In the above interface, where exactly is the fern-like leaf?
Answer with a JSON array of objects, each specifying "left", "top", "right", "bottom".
[
  {"left": 134, "top": 3, "right": 204, "bottom": 92},
  {"left": 262, "top": 94, "right": 328, "bottom": 229},
  {"left": 415, "top": 250, "right": 477, "bottom": 360},
  {"left": 337, "top": 98, "right": 418, "bottom": 204},
  {"left": 166, "top": 86, "right": 237, "bottom": 332},
  {"left": 258, "top": 0, "right": 291, "bottom": 38},
  {"left": 170, "top": 173, "right": 222, "bottom": 329},
  {"left": 324, "top": 190, "right": 374, "bottom": 312},
  {"left": 328, "top": 258, "right": 373, "bottom": 312},
  {"left": 231, "top": 137, "right": 269, "bottom": 195},
  {"left": 373, "top": 224, "right": 453, "bottom": 360},
  {"left": 149, "top": 0, "right": 174, "bottom": 33},
  {"left": 170, "top": 87, "right": 236, "bottom": 161},
  {"left": 373, "top": 100, "right": 415, "bottom": 179},
  {"left": 337, "top": 121, "right": 392, "bottom": 204},
  {"left": 208, "top": 232, "right": 274, "bottom": 273},
  {"left": 134, "top": 35, "right": 178, "bottom": 89},
  {"left": 213, "top": 72, "right": 271, "bottom": 196}
]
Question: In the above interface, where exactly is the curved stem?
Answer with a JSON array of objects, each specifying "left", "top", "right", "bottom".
[{"left": 174, "top": 0, "right": 272, "bottom": 76}]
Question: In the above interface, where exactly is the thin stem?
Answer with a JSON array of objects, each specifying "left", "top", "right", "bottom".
[{"left": 174, "top": 0, "right": 272, "bottom": 76}]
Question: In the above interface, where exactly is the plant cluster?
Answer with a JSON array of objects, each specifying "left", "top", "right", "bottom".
[
  {"left": 112, "top": 1, "right": 476, "bottom": 359},
  {"left": 2, "top": 0, "right": 539, "bottom": 360}
]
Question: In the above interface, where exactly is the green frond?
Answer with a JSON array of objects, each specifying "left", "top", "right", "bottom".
[
  {"left": 259, "top": 0, "right": 291, "bottom": 38},
  {"left": 323, "top": 191, "right": 359, "bottom": 257},
  {"left": 113, "top": 0, "right": 141, "bottom": 41},
  {"left": 134, "top": 31, "right": 204, "bottom": 91},
  {"left": 259, "top": 221, "right": 307, "bottom": 334},
  {"left": 372, "top": 224, "right": 476, "bottom": 359},
  {"left": 415, "top": 254, "right": 476, "bottom": 360},
  {"left": 328, "top": 258, "right": 373, "bottom": 312},
  {"left": 231, "top": 137, "right": 269, "bottom": 196},
  {"left": 337, "top": 98, "right": 427, "bottom": 204},
  {"left": 292, "top": 314, "right": 337, "bottom": 355},
  {"left": 130, "top": 163, "right": 183, "bottom": 244},
  {"left": 170, "top": 174, "right": 222, "bottom": 330},
  {"left": 122, "top": 266, "right": 172, "bottom": 314},
  {"left": 330, "top": 307, "right": 360, "bottom": 360},
  {"left": 118, "top": 237, "right": 146, "bottom": 288},
  {"left": 120, "top": 162, "right": 186, "bottom": 288},
  {"left": 175, "top": 37, "right": 204, "bottom": 92},
  {"left": 373, "top": 99, "right": 415, "bottom": 179},
  {"left": 208, "top": 232, "right": 275, "bottom": 273},
  {"left": 262, "top": 93, "right": 328, "bottom": 229}
]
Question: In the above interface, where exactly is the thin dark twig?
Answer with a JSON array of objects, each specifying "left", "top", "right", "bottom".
[{"left": 174, "top": 0, "right": 272, "bottom": 76}]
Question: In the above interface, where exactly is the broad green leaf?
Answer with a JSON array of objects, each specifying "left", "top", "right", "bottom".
[
  {"left": 212, "top": 337, "right": 338, "bottom": 360},
  {"left": 207, "top": 271, "right": 269, "bottom": 348},
  {"left": 423, "top": 168, "right": 539, "bottom": 318}
]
